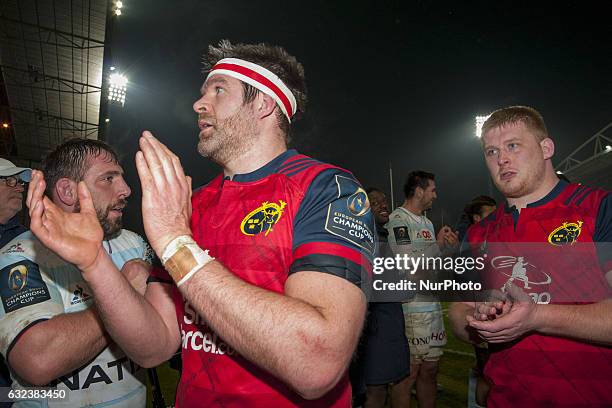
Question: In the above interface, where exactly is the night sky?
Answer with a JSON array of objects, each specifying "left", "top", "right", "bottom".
[{"left": 104, "top": 1, "right": 612, "bottom": 234}]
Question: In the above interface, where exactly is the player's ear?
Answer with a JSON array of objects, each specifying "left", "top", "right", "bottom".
[
  {"left": 55, "top": 178, "right": 78, "bottom": 206},
  {"left": 255, "top": 93, "right": 277, "bottom": 120},
  {"left": 541, "top": 137, "right": 555, "bottom": 160}
]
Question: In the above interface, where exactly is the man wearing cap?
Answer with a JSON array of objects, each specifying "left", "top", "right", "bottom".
[
  {"left": 0, "top": 159, "right": 31, "bottom": 406},
  {"left": 0, "top": 159, "right": 31, "bottom": 249},
  {"left": 26, "top": 40, "right": 374, "bottom": 407}
]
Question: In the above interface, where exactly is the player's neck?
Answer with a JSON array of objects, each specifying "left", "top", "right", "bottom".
[
  {"left": 223, "top": 131, "right": 287, "bottom": 179},
  {"left": 507, "top": 172, "right": 560, "bottom": 211},
  {"left": 402, "top": 199, "right": 424, "bottom": 216}
]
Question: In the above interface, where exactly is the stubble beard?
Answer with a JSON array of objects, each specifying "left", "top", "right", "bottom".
[
  {"left": 494, "top": 161, "right": 545, "bottom": 199},
  {"left": 197, "top": 105, "right": 258, "bottom": 165},
  {"left": 75, "top": 199, "right": 125, "bottom": 241}
]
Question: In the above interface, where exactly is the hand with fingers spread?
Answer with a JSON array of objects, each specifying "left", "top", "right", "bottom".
[
  {"left": 467, "top": 283, "right": 539, "bottom": 343},
  {"left": 135, "top": 131, "right": 193, "bottom": 257},
  {"left": 26, "top": 170, "right": 104, "bottom": 272}
]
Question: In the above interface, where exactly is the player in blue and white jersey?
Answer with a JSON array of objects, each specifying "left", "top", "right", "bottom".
[
  {"left": 0, "top": 139, "right": 150, "bottom": 407},
  {"left": 385, "top": 171, "right": 458, "bottom": 408}
]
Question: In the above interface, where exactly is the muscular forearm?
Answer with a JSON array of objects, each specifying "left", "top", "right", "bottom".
[
  {"left": 534, "top": 300, "right": 612, "bottom": 345},
  {"left": 10, "top": 309, "right": 108, "bottom": 385},
  {"left": 83, "top": 252, "right": 178, "bottom": 366},
  {"left": 181, "top": 260, "right": 364, "bottom": 399}
]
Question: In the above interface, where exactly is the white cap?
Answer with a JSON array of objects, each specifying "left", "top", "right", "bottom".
[{"left": 0, "top": 158, "right": 32, "bottom": 182}]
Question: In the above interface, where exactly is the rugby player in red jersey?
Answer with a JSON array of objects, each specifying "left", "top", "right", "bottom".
[
  {"left": 449, "top": 106, "right": 612, "bottom": 407},
  {"left": 26, "top": 41, "right": 375, "bottom": 407}
]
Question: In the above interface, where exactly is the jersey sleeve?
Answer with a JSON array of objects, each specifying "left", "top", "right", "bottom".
[
  {"left": 0, "top": 254, "right": 64, "bottom": 359},
  {"left": 593, "top": 193, "right": 612, "bottom": 272},
  {"left": 290, "top": 169, "right": 375, "bottom": 285}
]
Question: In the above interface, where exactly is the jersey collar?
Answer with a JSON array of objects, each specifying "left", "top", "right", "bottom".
[
  {"left": 504, "top": 180, "right": 569, "bottom": 213},
  {"left": 229, "top": 149, "right": 299, "bottom": 183}
]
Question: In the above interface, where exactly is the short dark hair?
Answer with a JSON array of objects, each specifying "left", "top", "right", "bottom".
[
  {"left": 403, "top": 171, "right": 435, "bottom": 199},
  {"left": 463, "top": 195, "right": 497, "bottom": 223},
  {"left": 481, "top": 106, "right": 549, "bottom": 143},
  {"left": 42, "top": 138, "right": 119, "bottom": 197},
  {"left": 202, "top": 40, "right": 308, "bottom": 142}
]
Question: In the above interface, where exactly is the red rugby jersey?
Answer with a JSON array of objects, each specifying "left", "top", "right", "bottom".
[
  {"left": 151, "top": 150, "right": 375, "bottom": 407},
  {"left": 467, "top": 181, "right": 612, "bottom": 407}
]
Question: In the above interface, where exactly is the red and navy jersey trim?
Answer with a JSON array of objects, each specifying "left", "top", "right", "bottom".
[{"left": 277, "top": 156, "right": 323, "bottom": 177}]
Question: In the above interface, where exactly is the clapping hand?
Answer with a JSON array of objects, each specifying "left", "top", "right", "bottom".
[
  {"left": 27, "top": 170, "right": 104, "bottom": 272},
  {"left": 466, "top": 283, "right": 538, "bottom": 343},
  {"left": 135, "top": 131, "right": 193, "bottom": 258}
]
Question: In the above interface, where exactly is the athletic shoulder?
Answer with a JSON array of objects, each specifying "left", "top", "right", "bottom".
[
  {"left": 277, "top": 153, "right": 353, "bottom": 191},
  {"left": 387, "top": 208, "right": 408, "bottom": 224},
  {"left": 561, "top": 183, "right": 609, "bottom": 210}
]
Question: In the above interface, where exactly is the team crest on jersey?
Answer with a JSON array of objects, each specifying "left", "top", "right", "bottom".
[
  {"left": 240, "top": 200, "right": 287, "bottom": 236},
  {"left": 347, "top": 187, "right": 370, "bottom": 216},
  {"left": 547, "top": 221, "right": 583, "bottom": 246},
  {"left": 1, "top": 260, "right": 50, "bottom": 313}
]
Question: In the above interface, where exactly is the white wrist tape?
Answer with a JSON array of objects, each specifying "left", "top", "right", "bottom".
[{"left": 161, "top": 235, "right": 214, "bottom": 287}]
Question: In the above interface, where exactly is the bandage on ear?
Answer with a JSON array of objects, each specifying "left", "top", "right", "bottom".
[
  {"left": 207, "top": 58, "right": 297, "bottom": 122},
  {"left": 162, "top": 235, "right": 214, "bottom": 287}
]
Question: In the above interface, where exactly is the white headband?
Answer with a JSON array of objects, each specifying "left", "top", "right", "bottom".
[{"left": 207, "top": 58, "right": 297, "bottom": 122}]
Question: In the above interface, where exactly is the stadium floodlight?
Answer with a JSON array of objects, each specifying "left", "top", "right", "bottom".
[
  {"left": 556, "top": 170, "right": 563, "bottom": 175},
  {"left": 108, "top": 72, "right": 128, "bottom": 106},
  {"left": 475, "top": 115, "right": 491, "bottom": 138},
  {"left": 113, "top": 0, "right": 123, "bottom": 15},
  {"left": 1, "top": 123, "right": 8, "bottom": 128},
  {"left": 606, "top": 145, "right": 612, "bottom": 152}
]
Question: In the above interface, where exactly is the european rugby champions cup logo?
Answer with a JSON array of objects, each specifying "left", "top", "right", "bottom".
[
  {"left": 547, "top": 220, "right": 583, "bottom": 246},
  {"left": 324, "top": 175, "right": 375, "bottom": 255},
  {"left": 347, "top": 187, "right": 370, "bottom": 216},
  {"left": 241, "top": 200, "right": 287, "bottom": 236},
  {"left": 9, "top": 265, "right": 28, "bottom": 292}
]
